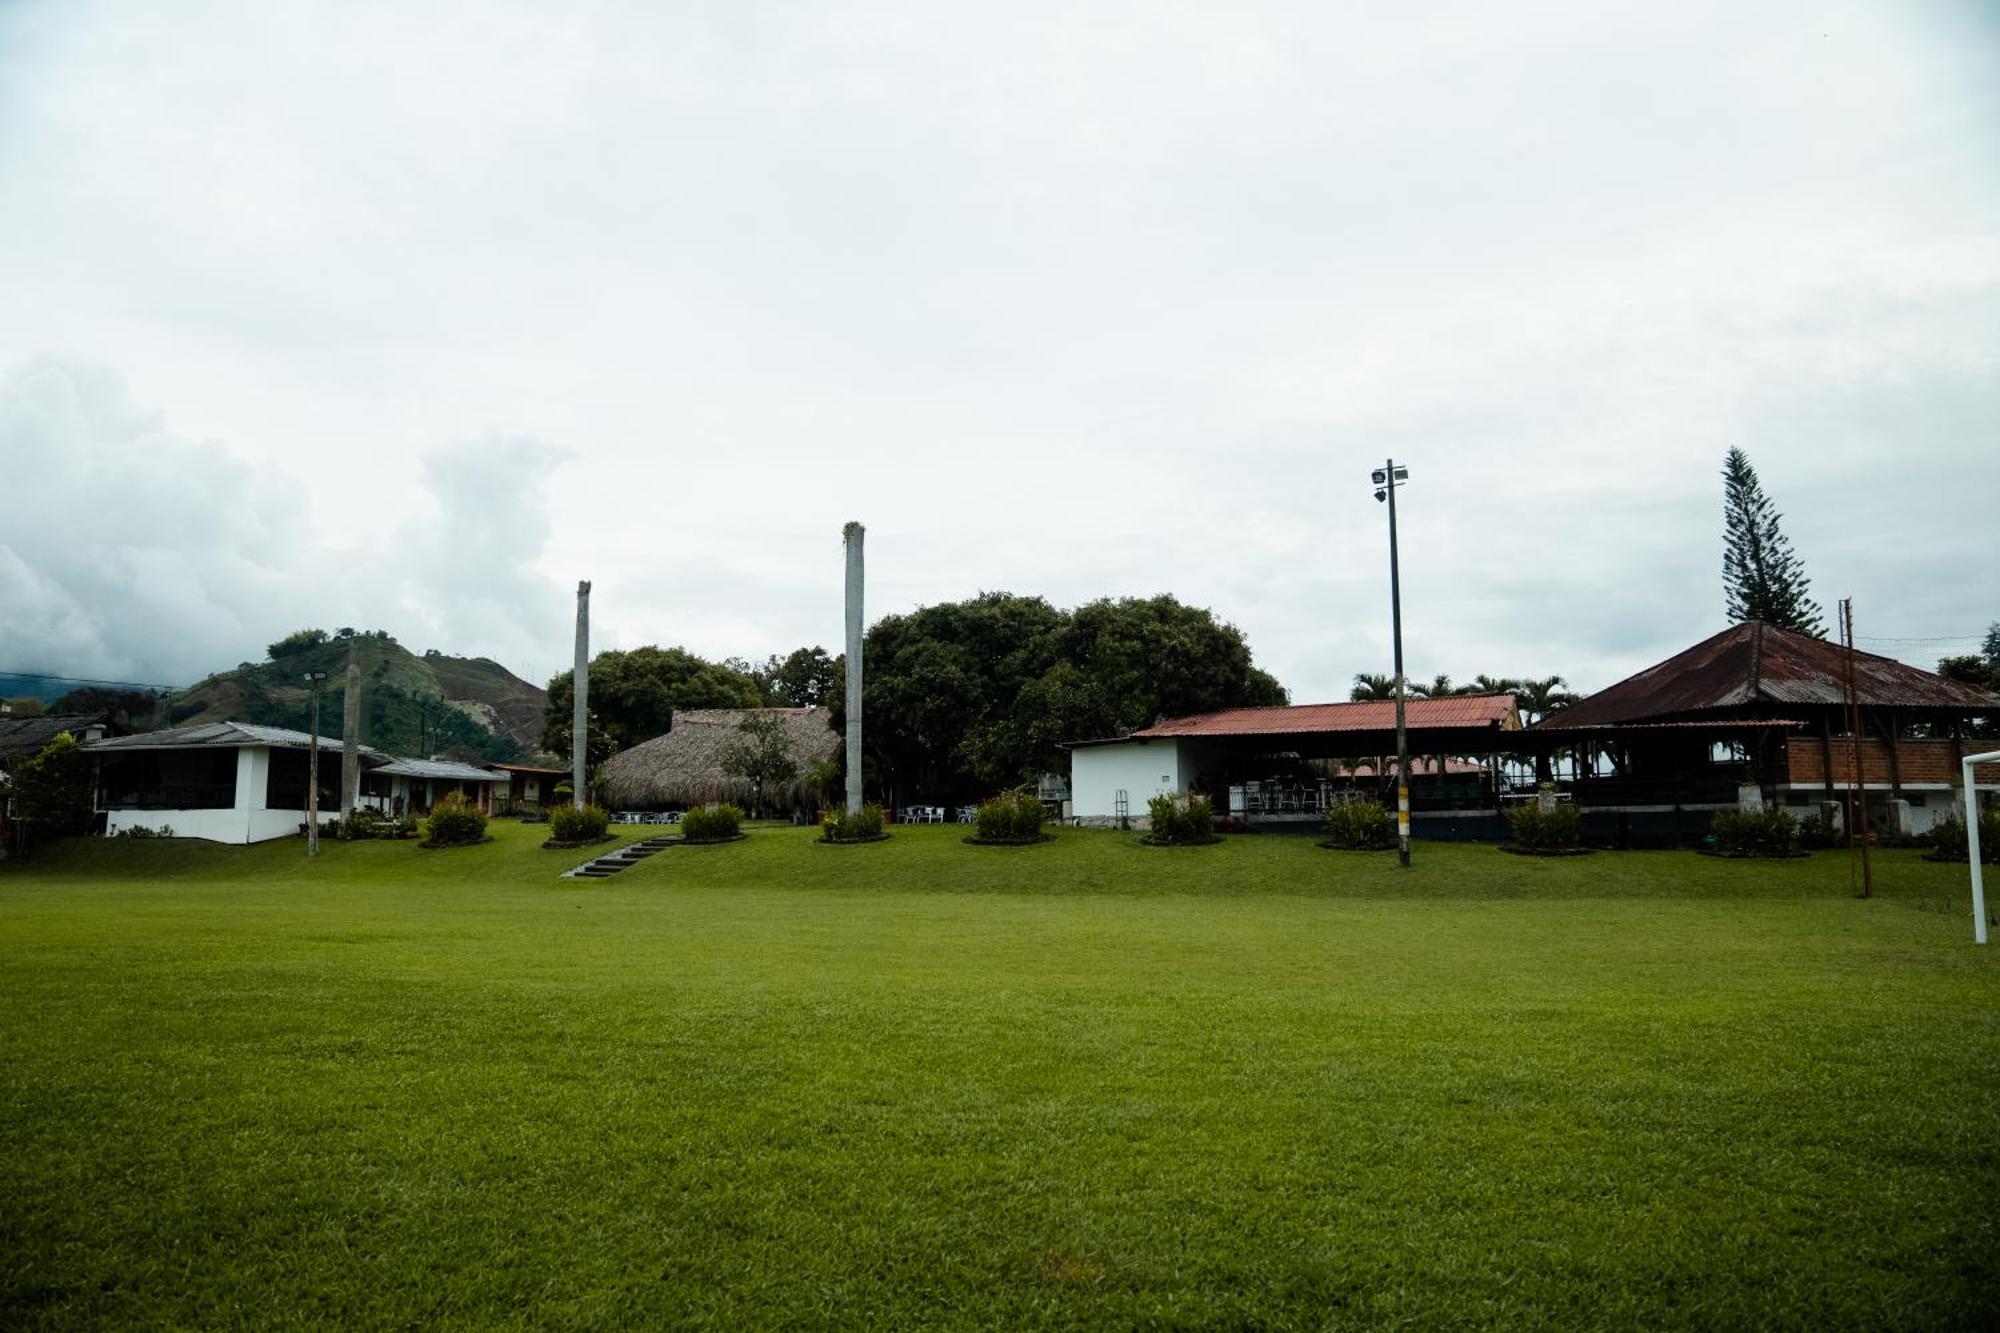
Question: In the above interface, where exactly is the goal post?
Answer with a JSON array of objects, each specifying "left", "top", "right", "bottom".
[{"left": 1965, "top": 750, "right": 1999, "bottom": 946}]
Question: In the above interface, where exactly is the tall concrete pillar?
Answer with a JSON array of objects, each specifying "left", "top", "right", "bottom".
[
  {"left": 573, "top": 579, "right": 591, "bottom": 811},
  {"left": 843, "top": 523, "right": 864, "bottom": 815},
  {"left": 340, "top": 646, "right": 360, "bottom": 819}
]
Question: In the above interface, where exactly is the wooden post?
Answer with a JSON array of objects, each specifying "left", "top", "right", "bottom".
[
  {"left": 340, "top": 645, "right": 360, "bottom": 820},
  {"left": 843, "top": 522, "right": 865, "bottom": 815},
  {"left": 573, "top": 580, "right": 591, "bottom": 811}
]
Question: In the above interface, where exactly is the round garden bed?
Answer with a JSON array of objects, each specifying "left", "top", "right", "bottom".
[
  {"left": 963, "top": 835, "right": 1055, "bottom": 847},
  {"left": 1140, "top": 835, "right": 1224, "bottom": 848},
  {"left": 1317, "top": 840, "right": 1395, "bottom": 853},
  {"left": 418, "top": 836, "right": 497, "bottom": 850},
  {"left": 680, "top": 833, "right": 749, "bottom": 846},
  {"left": 818, "top": 832, "right": 892, "bottom": 846},
  {"left": 541, "top": 835, "right": 617, "bottom": 851},
  {"left": 1498, "top": 844, "right": 1595, "bottom": 857},
  {"left": 1695, "top": 848, "right": 1810, "bottom": 860}
]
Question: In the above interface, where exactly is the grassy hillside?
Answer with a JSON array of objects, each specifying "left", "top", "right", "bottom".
[{"left": 166, "top": 632, "right": 546, "bottom": 761}]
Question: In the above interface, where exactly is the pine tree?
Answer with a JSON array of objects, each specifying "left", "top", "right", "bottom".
[{"left": 1721, "top": 448, "right": 1824, "bottom": 636}]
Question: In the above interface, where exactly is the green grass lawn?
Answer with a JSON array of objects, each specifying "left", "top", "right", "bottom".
[{"left": 3, "top": 821, "right": 1997, "bottom": 1328}]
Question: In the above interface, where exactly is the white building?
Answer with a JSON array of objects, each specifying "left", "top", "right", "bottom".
[
  {"left": 86, "top": 721, "right": 389, "bottom": 844},
  {"left": 362, "top": 758, "right": 505, "bottom": 815}
]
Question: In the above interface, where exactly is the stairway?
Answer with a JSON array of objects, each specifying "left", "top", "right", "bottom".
[{"left": 563, "top": 835, "right": 677, "bottom": 879}]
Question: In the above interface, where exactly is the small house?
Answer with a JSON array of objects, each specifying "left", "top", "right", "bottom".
[{"left": 83, "top": 721, "right": 388, "bottom": 844}]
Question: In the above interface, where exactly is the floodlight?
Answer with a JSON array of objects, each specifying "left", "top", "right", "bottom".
[
  {"left": 1374, "top": 489, "right": 1386, "bottom": 503},
  {"left": 1371, "top": 469, "right": 1387, "bottom": 485}
]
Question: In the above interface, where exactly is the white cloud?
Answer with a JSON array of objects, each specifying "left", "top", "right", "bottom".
[{"left": 0, "top": 1, "right": 1995, "bottom": 697}]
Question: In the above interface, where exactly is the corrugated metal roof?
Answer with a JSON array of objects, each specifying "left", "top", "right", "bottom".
[
  {"left": 0, "top": 713, "right": 110, "bottom": 761},
  {"left": 1553, "top": 622, "right": 1999, "bottom": 728},
  {"left": 1531, "top": 718, "right": 1808, "bottom": 735},
  {"left": 83, "top": 721, "right": 388, "bottom": 759},
  {"left": 1122, "top": 694, "right": 1519, "bottom": 740},
  {"left": 376, "top": 758, "right": 503, "bottom": 782}
]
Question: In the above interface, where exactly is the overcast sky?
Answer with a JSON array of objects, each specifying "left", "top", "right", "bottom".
[{"left": 3, "top": 0, "right": 1996, "bottom": 701}]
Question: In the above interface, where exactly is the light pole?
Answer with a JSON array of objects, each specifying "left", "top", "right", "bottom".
[
  {"left": 1373, "top": 460, "right": 1412, "bottom": 868},
  {"left": 305, "top": 670, "right": 328, "bottom": 856}
]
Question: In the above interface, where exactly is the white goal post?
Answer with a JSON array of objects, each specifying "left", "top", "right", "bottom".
[{"left": 1966, "top": 750, "right": 1999, "bottom": 946}]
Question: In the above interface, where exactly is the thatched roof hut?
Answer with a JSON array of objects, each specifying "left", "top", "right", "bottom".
[{"left": 600, "top": 707, "right": 838, "bottom": 811}]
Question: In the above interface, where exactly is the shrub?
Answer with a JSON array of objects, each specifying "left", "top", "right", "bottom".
[
  {"left": 1710, "top": 806, "right": 1798, "bottom": 857},
  {"left": 821, "top": 803, "right": 886, "bottom": 843},
  {"left": 549, "top": 804, "right": 610, "bottom": 843},
  {"left": 1323, "top": 799, "right": 1394, "bottom": 850},
  {"left": 1507, "top": 800, "right": 1583, "bottom": 851},
  {"left": 423, "top": 792, "right": 489, "bottom": 846},
  {"left": 114, "top": 823, "right": 175, "bottom": 839},
  {"left": 1796, "top": 806, "right": 1841, "bottom": 850},
  {"left": 341, "top": 808, "right": 384, "bottom": 840},
  {"left": 1146, "top": 793, "right": 1216, "bottom": 845},
  {"left": 975, "top": 789, "right": 1045, "bottom": 842},
  {"left": 681, "top": 803, "right": 743, "bottom": 842},
  {"left": 1927, "top": 809, "right": 2000, "bottom": 864}
]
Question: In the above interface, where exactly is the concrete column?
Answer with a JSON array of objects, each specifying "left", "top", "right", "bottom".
[
  {"left": 843, "top": 522, "right": 864, "bottom": 815},
  {"left": 573, "top": 579, "right": 591, "bottom": 811},
  {"left": 340, "top": 649, "right": 360, "bottom": 819}
]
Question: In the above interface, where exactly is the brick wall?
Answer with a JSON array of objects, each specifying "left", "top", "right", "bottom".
[{"left": 1784, "top": 738, "right": 2000, "bottom": 786}]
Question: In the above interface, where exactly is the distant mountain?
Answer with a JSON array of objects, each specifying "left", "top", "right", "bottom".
[{"left": 165, "top": 631, "right": 547, "bottom": 762}]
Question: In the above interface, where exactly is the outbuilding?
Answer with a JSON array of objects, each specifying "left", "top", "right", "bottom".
[{"left": 84, "top": 721, "right": 387, "bottom": 844}]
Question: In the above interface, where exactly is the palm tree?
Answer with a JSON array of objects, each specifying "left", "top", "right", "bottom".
[
  {"left": 1350, "top": 673, "right": 1397, "bottom": 702},
  {"left": 1464, "top": 674, "right": 1521, "bottom": 697},
  {"left": 1407, "top": 674, "right": 1454, "bottom": 698},
  {"left": 1513, "top": 674, "right": 1580, "bottom": 784},
  {"left": 1513, "top": 675, "right": 1578, "bottom": 725}
]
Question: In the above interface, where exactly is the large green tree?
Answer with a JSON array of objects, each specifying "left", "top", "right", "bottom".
[
  {"left": 854, "top": 592, "right": 1286, "bottom": 800},
  {"left": 543, "top": 646, "right": 763, "bottom": 756},
  {"left": 9, "top": 732, "right": 96, "bottom": 852},
  {"left": 1722, "top": 448, "right": 1823, "bottom": 636}
]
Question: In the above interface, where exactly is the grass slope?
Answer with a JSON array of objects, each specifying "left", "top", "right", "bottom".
[{"left": 3, "top": 826, "right": 1997, "bottom": 1328}]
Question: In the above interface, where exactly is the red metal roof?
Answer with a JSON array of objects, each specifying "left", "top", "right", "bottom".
[
  {"left": 1127, "top": 694, "right": 1518, "bottom": 739},
  {"left": 1550, "top": 622, "right": 1999, "bottom": 729}
]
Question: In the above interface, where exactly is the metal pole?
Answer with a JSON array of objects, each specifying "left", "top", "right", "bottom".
[
  {"left": 1386, "top": 457, "right": 1410, "bottom": 868},
  {"left": 573, "top": 580, "right": 591, "bottom": 811},
  {"left": 1966, "top": 751, "right": 1998, "bottom": 946},
  {"left": 1840, "top": 599, "right": 1871, "bottom": 898},
  {"left": 307, "top": 679, "right": 321, "bottom": 857},
  {"left": 844, "top": 522, "right": 866, "bottom": 816}
]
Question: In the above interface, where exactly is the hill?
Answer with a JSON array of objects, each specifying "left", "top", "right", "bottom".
[{"left": 165, "top": 630, "right": 547, "bottom": 762}]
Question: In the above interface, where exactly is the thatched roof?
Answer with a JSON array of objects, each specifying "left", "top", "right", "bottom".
[{"left": 600, "top": 707, "right": 838, "bottom": 810}]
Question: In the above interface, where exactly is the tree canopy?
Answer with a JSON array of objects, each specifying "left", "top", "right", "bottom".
[
  {"left": 1722, "top": 448, "right": 1823, "bottom": 636},
  {"left": 849, "top": 592, "right": 1287, "bottom": 800},
  {"left": 543, "top": 646, "right": 764, "bottom": 757}
]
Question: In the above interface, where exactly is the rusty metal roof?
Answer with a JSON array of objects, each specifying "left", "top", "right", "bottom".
[
  {"left": 1119, "top": 693, "right": 1519, "bottom": 740},
  {"left": 1550, "top": 622, "right": 1999, "bottom": 728}
]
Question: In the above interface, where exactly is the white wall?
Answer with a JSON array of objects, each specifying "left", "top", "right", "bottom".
[
  {"left": 1070, "top": 740, "right": 1185, "bottom": 819},
  {"left": 102, "top": 745, "right": 309, "bottom": 845}
]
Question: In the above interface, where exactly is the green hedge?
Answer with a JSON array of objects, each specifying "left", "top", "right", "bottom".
[
  {"left": 1710, "top": 807, "right": 1797, "bottom": 857},
  {"left": 821, "top": 804, "right": 886, "bottom": 843},
  {"left": 1146, "top": 793, "right": 1216, "bottom": 845},
  {"left": 681, "top": 803, "right": 743, "bottom": 843},
  {"left": 549, "top": 805, "right": 610, "bottom": 843},
  {"left": 1322, "top": 799, "right": 1393, "bottom": 850},
  {"left": 424, "top": 792, "right": 488, "bottom": 847},
  {"left": 1507, "top": 801, "right": 1582, "bottom": 851},
  {"left": 1927, "top": 809, "right": 2000, "bottom": 864},
  {"left": 975, "top": 790, "right": 1045, "bottom": 842}
]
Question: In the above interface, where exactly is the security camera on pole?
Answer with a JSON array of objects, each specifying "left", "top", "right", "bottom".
[{"left": 1372, "top": 460, "right": 1412, "bottom": 868}]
